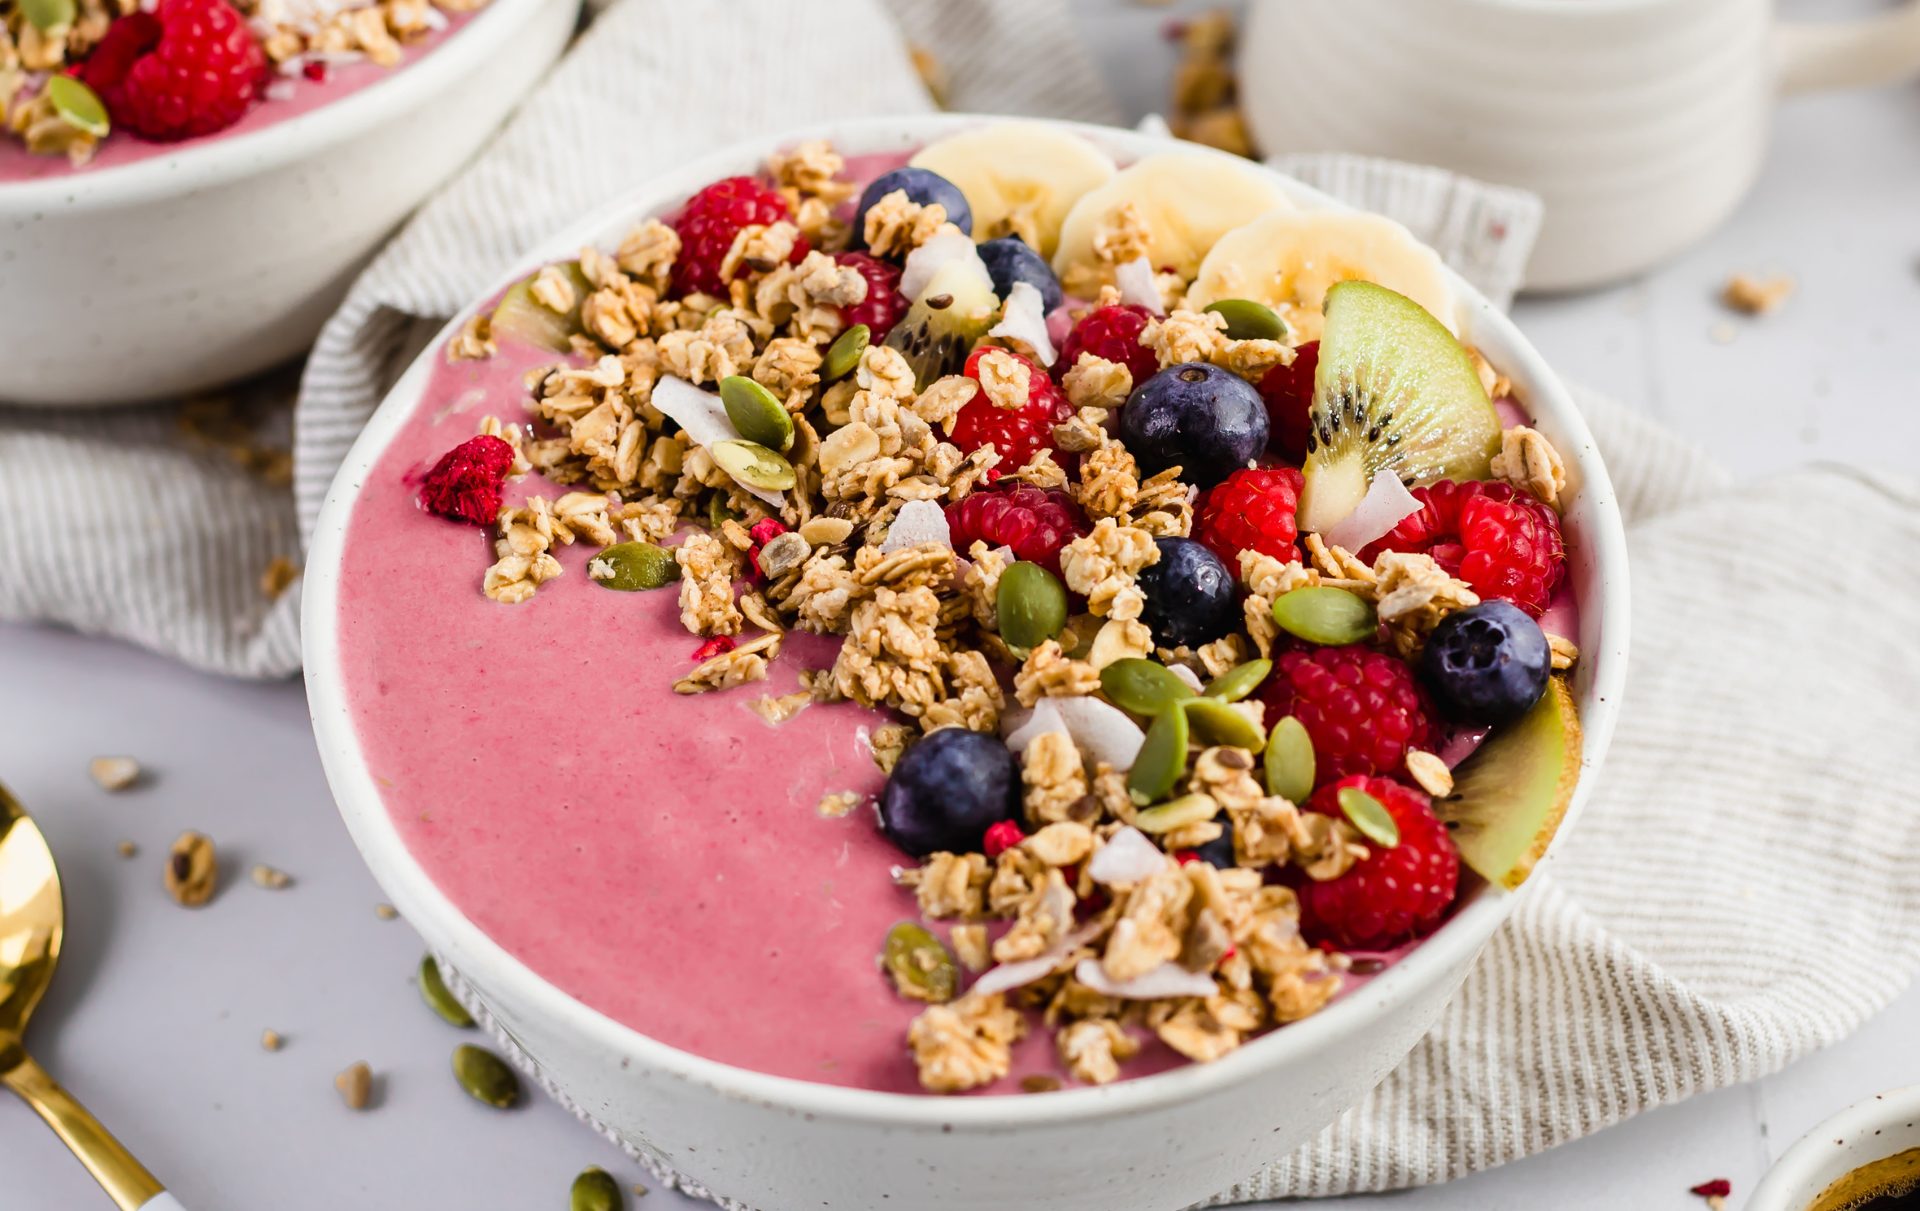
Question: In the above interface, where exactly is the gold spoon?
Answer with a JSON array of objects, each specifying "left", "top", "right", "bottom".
[{"left": 1, "top": 780, "right": 185, "bottom": 1211}]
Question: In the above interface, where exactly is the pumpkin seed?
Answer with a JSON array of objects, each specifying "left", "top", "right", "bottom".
[
  {"left": 589, "top": 541, "right": 678, "bottom": 591},
  {"left": 822, "top": 324, "right": 870, "bottom": 382},
  {"left": 996, "top": 561, "right": 1067, "bottom": 652},
  {"left": 1180, "top": 697, "right": 1266, "bottom": 751},
  {"left": 1127, "top": 704, "right": 1190, "bottom": 805},
  {"left": 418, "top": 956, "right": 475, "bottom": 1028},
  {"left": 1337, "top": 786, "right": 1400, "bottom": 849},
  {"left": 718, "top": 375, "right": 794, "bottom": 451},
  {"left": 21, "top": 0, "right": 75, "bottom": 33},
  {"left": 1100, "top": 658, "right": 1196, "bottom": 717},
  {"left": 46, "top": 76, "right": 108, "bottom": 138},
  {"left": 1270, "top": 586, "right": 1378, "bottom": 646},
  {"left": 709, "top": 439, "right": 796, "bottom": 492},
  {"left": 1202, "top": 298, "right": 1288, "bottom": 342},
  {"left": 1264, "top": 715, "right": 1315, "bottom": 803},
  {"left": 706, "top": 493, "right": 738, "bottom": 531},
  {"left": 1133, "top": 793, "right": 1220, "bottom": 834},
  {"left": 571, "top": 1167, "right": 622, "bottom": 1211},
  {"left": 451, "top": 1044, "right": 520, "bottom": 1109},
  {"left": 881, "top": 921, "right": 958, "bottom": 1003},
  {"left": 1203, "top": 658, "right": 1271, "bottom": 703}
]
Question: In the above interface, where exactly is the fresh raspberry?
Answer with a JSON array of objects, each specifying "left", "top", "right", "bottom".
[
  {"left": 1056, "top": 304, "right": 1159, "bottom": 389},
  {"left": 669, "top": 176, "right": 807, "bottom": 298},
  {"left": 945, "top": 483, "right": 1088, "bottom": 574},
  {"left": 1298, "top": 775, "right": 1459, "bottom": 950},
  {"left": 982, "top": 819, "right": 1026, "bottom": 858},
  {"left": 1257, "top": 340, "right": 1318, "bottom": 462},
  {"left": 80, "top": 0, "right": 266, "bottom": 142},
  {"left": 948, "top": 347, "right": 1074, "bottom": 472},
  {"left": 1257, "top": 645, "right": 1437, "bottom": 788},
  {"left": 417, "top": 436, "right": 514, "bottom": 526},
  {"left": 691, "top": 635, "right": 736, "bottom": 662},
  {"left": 1196, "top": 466, "right": 1303, "bottom": 569},
  {"left": 745, "top": 518, "right": 787, "bottom": 579},
  {"left": 1360, "top": 479, "right": 1567, "bottom": 617},
  {"left": 835, "top": 252, "right": 908, "bottom": 341}
]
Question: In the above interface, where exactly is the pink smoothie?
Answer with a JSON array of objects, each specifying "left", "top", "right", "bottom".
[{"left": 0, "top": 11, "right": 474, "bottom": 183}]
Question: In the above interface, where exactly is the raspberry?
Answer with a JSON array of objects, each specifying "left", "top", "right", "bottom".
[
  {"left": 982, "top": 819, "right": 1025, "bottom": 858},
  {"left": 1196, "top": 466, "right": 1303, "bottom": 569},
  {"left": 1257, "top": 645, "right": 1437, "bottom": 788},
  {"left": 948, "top": 347, "right": 1074, "bottom": 472},
  {"left": 80, "top": 0, "right": 266, "bottom": 141},
  {"left": 1298, "top": 775, "right": 1459, "bottom": 950},
  {"left": 669, "top": 176, "right": 807, "bottom": 298},
  {"left": 691, "top": 635, "right": 736, "bottom": 662},
  {"left": 1257, "top": 340, "right": 1318, "bottom": 462},
  {"left": 944, "top": 485, "right": 1088, "bottom": 574},
  {"left": 835, "top": 252, "right": 908, "bottom": 341},
  {"left": 1360, "top": 479, "right": 1566, "bottom": 617},
  {"left": 417, "top": 435, "right": 514, "bottom": 526},
  {"left": 1056, "top": 304, "right": 1159, "bottom": 389},
  {"left": 745, "top": 517, "right": 787, "bottom": 579}
]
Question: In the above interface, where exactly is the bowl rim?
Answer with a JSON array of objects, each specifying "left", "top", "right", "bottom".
[
  {"left": 301, "top": 112, "right": 1632, "bottom": 1126},
  {"left": 1747, "top": 1086, "right": 1920, "bottom": 1210},
  {"left": 0, "top": 0, "right": 558, "bottom": 211}
]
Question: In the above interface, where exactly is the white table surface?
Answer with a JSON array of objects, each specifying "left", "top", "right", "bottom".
[{"left": 5, "top": 4, "right": 1918, "bottom": 1208}]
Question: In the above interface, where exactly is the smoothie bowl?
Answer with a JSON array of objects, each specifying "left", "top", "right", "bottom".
[
  {"left": 0, "top": 0, "right": 579, "bottom": 406},
  {"left": 305, "top": 115, "right": 1628, "bottom": 1211}
]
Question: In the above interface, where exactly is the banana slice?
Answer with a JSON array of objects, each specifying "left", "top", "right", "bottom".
[
  {"left": 1051, "top": 152, "right": 1295, "bottom": 293},
  {"left": 1186, "top": 210, "right": 1458, "bottom": 340},
  {"left": 909, "top": 122, "right": 1118, "bottom": 260}
]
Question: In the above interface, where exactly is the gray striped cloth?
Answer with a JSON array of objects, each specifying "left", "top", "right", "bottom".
[{"left": 6, "top": 0, "right": 1920, "bottom": 1202}]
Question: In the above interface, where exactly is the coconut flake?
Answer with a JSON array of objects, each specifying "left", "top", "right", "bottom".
[
  {"left": 988, "top": 281, "right": 1058, "bottom": 367},
  {"left": 1115, "top": 256, "right": 1164, "bottom": 315},
  {"left": 1002, "top": 699, "right": 1067, "bottom": 755},
  {"left": 901, "top": 227, "right": 995, "bottom": 301},
  {"left": 1087, "top": 827, "right": 1171, "bottom": 886},
  {"left": 878, "top": 499, "right": 952, "bottom": 554},
  {"left": 651, "top": 375, "right": 784, "bottom": 508},
  {"left": 1073, "top": 958, "right": 1218, "bottom": 1000},
  {"left": 1168, "top": 664, "right": 1204, "bottom": 695},
  {"left": 1323, "top": 468, "right": 1421, "bottom": 553},
  {"left": 968, "top": 923, "right": 1105, "bottom": 997},
  {"left": 1050, "top": 696, "right": 1146, "bottom": 771}
]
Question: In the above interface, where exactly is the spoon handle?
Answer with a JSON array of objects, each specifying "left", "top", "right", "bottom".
[{"left": 2, "top": 1050, "right": 167, "bottom": 1211}]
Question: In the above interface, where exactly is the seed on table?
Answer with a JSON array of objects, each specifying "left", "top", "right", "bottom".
[
  {"left": 115, "top": 840, "right": 137, "bottom": 859},
  {"left": 419, "top": 955, "right": 476, "bottom": 1029},
  {"left": 250, "top": 864, "right": 292, "bottom": 890},
  {"left": 571, "top": 1166, "right": 622, "bottom": 1211},
  {"left": 375, "top": 903, "right": 399, "bottom": 920},
  {"left": 335, "top": 1061, "right": 373, "bottom": 1110},
  {"left": 260, "top": 1030, "right": 283, "bottom": 1052},
  {"left": 89, "top": 756, "right": 140, "bottom": 791},
  {"left": 452, "top": 1044, "right": 520, "bottom": 1109},
  {"left": 164, "top": 832, "right": 218, "bottom": 907}
]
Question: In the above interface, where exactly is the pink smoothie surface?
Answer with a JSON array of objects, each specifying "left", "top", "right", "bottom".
[{"left": 0, "top": 11, "right": 474, "bottom": 184}]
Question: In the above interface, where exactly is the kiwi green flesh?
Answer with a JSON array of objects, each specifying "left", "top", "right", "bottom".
[
  {"left": 884, "top": 260, "right": 1000, "bottom": 390},
  {"left": 488, "top": 262, "right": 592, "bottom": 354},
  {"left": 1297, "top": 280, "right": 1501, "bottom": 534},
  {"left": 1436, "top": 677, "right": 1581, "bottom": 890}
]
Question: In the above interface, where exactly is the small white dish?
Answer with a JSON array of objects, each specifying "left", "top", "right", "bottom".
[
  {"left": 1748, "top": 1087, "right": 1920, "bottom": 1211},
  {"left": 0, "top": 0, "right": 580, "bottom": 407}
]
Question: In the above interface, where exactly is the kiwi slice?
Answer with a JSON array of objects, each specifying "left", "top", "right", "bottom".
[
  {"left": 1296, "top": 280, "right": 1501, "bottom": 534},
  {"left": 883, "top": 259, "right": 999, "bottom": 389},
  {"left": 1436, "top": 676, "right": 1582, "bottom": 890},
  {"left": 487, "top": 262, "right": 591, "bottom": 353}
]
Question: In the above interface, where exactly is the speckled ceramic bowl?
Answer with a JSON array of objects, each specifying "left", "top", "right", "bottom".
[
  {"left": 304, "top": 115, "right": 1632, "bottom": 1211},
  {"left": 1749, "top": 1088, "right": 1920, "bottom": 1211}
]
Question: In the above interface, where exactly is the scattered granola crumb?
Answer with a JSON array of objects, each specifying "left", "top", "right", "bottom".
[
  {"left": 908, "top": 993, "right": 1026, "bottom": 1092},
  {"left": 89, "top": 756, "right": 141, "bottom": 792},
  {"left": 1405, "top": 750, "right": 1454, "bottom": 798},
  {"left": 1720, "top": 272, "right": 1794, "bottom": 316},
  {"left": 1488, "top": 425, "right": 1567, "bottom": 510},
  {"left": 949, "top": 923, "right": 991, "bottom": 972},
  {"left": 1548, "top": 633, "right": 1580, "bottom": 671},
  {"left": 116, "top": 840, "right": 138, "bottom": 860},
  {"left": 374, "top": 903, "right": 399, "bottom": 921},
  {"left": 164, "top": 832, "right": 218, "bottom": 907},
  {"left": 250, "top": 864, "right": 292, "bottom": 890},
  {"left": 260, "top": 1029, "right": 283, "bottom": 1052},
  {"left": 816, "top": 790, "right": 861, "bottom": 819},
  {"left": 335, "top": 1061, "right": 374, "bottom": 1111},
  {"left": 259, "top": 556, "right": 301, "bottom": 600}
]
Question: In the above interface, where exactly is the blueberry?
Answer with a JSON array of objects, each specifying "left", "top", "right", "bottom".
[
  {"left": 977, "top": 236, "right": 1063, "bottom": 313},
  {"left": 1193, "top": 818, "right": 1236, "bottom": 867},
  {"left": 878, "top": 727, "right": 1017, "bottom": 857},
  {"left": 1419, "top": 601, "right": 1551, "bottom": 726},
  {"left": 1119, "top": 362, "right": 1269, "bottom": 488},
  {"left": 1137, "top": 536, "right": 1238, "bottom": 648},
  {"left": 852, "top": 167, "right": 973, "bottom": 249}
]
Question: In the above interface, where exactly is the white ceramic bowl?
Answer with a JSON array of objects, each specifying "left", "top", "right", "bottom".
[
  {"left": 0, "top": 0, "right": 579, "bottom": 408},
  {"left": 303, "top": 115, "right": 1632, "bottom": 1211},
  {"left": 1748, "top": 1087, "right": 1920, "bottom": 1211}
]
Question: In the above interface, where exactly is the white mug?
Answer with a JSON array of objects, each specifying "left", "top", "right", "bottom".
[{"left": 1239, "top": 0, "right": 1920, "bottom": 291}]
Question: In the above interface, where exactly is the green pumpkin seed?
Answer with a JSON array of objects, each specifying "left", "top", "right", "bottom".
[
  {"left": 46, "top": 76, "right": 108, "bottom": 138},
  {"left": 571, "top": 1167, "right": 622, "bottom": 1211},
  {"left": 418, "top": 955, "right": 474, "bottom": 1029},
  {"left": 588, "top": 541, "right": 678, "bottom": 591},
  {"left": 1337, "top": 786, "right": 1400, "bottom": 848},
  {"left": 706, "top": 493, "right": 738, "bottom": 531},
  {"left": 1133, "top": 793, "right": 1221, "bottom": 834},
  {"left": 1202, "top": 298, "right": 1288, "bottom": 342},
  {"left": 709, "top": 439, "right": 796, "bottom": 492},
  {"left": 718, "top": 375, "right": 794, "bottom": 452},
  {"left": 1100, "top": 658, "right": 1197, "bottom": 717},
  {"left": 452, "top": 1044, "right": 520, "bottom": 1109},
  {"left": 822, "top": 324, "right": 870, "bottom": 382},
  {"left": 882, "top": 921, "right": 958, "bottom": 1003},
  {"left": 1127, "top": 705, "right": 1190, "bottom": 805},
  {"left": 1264, "top": 715, "right": 1315, "bottom": 803},
  {"left": 1180, "top": 697, "right": 1267, "bottom": 751},
  {"left": 21, "top": 0, "right": 75, "bottom": 33},
  {"left": 1203, "top": 658, "right": 1271, "bottom": 703},
  {"left": 997, "top": 561, "right": 1067, "bottom": 652},
  {"left": 1270, "top": 586, "right": 1378, "bottom": 646}
]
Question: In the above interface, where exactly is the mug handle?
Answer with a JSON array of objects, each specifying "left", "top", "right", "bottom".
[{"left": 1777, "top": 0, "right": 1920, "bottom": 93}]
